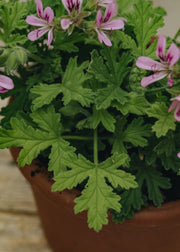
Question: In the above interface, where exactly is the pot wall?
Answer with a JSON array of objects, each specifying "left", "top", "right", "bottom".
[{"left": 10, "top": 147, "right": 180, "bottom": 252}]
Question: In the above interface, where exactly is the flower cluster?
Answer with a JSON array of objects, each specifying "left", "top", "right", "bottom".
[
  {"left": 25, "top": 0, "right": 123, "bottom": 46},
  {"left": 136, "top": 35, "right": 180, "bottom": 123},
  {"left": 136, "top": 35, "right": 180, "bottom": 158}
]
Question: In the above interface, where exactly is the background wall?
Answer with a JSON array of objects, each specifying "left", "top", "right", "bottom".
[{"left": 153, "top": 0, "right": 180, "bottom": 37}]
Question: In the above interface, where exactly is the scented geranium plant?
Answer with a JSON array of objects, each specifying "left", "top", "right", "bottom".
[{"left": 0, "top": 0, "right": 180, "bottom": 232}]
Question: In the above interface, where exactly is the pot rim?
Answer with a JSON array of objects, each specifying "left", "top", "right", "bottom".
[{"left": 10, "top": 146, "right": 180, "bottom": 229}]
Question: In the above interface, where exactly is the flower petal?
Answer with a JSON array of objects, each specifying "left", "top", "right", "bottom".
[
  {"left": 44, "top": 7, "right": 54, "bottom": 23},
  {"left": 167, "top": 74, "right": 174, "bottom": 86},
  {"left": 96, "top": 10, "right": 103, "bottom": 28},
  {"left": 0, "top": 75, "right": 14, "bottom": 92},
  {"left": 156, "top": 34, "right": 166, "bottom": 61},
  {"left": 166, "top": 43, "right": 180, "bottom": 67},
  {"left": 36, "top": 0, "right": 44, "bottom": 18},
  {"left": 26, "top": 15, "right": 47, "bottom": 26},
  {"left": 170, "top": 95, "right": 180, "bottom": 102},
  {"left": 62, "top": 0, "right": 69, "bottom": 12},
  {"left": 174, "top": 104, "right": 180, "bottom": 121},
  {"left": 77, "top": 0, "right": 83, "bottom": 12},
  {"left": 27, "top": 27, "right": 49, "bottom": 41},
  {"left": 141, "top": 71, "right": 167, "bottom": 87},
  {"left": 136, "top": 56, "right": 166, "bottom": 71},
  {"left": 61, "top": 18, "right": 73, "bottom": 30},
  {"left": 168, "top": 101, "right": 178, "bottom": 113},
  {"left": 47, "top": 29, "right": 53, "bottom": 46},
  {"left": 96, "top": 30, "right": 112, "bottom": 46},
  {"left": 104, "top": 3, "right": 117, "bottom": 21},
  {"left": 101, "top": 19, "right": 124, "bottom": 30},
  {"left": 177, "top": 152, "right": 180, "bottom": 158}
]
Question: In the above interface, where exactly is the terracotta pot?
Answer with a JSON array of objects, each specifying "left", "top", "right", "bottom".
[{"left": 10, "top": 147, "right": 180, "bottom": 252}]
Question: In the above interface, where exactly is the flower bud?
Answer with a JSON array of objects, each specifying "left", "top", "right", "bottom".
[
  {"left": 15, "top": 46, "right": 28, "bottom": 65},
  {"left": 5, "top": 47, "right": 28, "bottom": 74},
  {"left": 0, "top": 49, "right": 10, "bottom": 67},
  {"left": 6, "top": 52, "right": 18, "bottom": 73}
]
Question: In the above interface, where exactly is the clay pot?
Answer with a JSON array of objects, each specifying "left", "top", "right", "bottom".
[{"left": 10, "top": 147, "right": 180, "bottom": 252}]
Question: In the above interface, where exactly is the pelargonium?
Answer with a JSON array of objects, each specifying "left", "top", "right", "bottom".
[
  {"left": 95, "top": 3, "right": 124, "bottom": 46},
  {"left": 136, "top": 35, "right": 180, "bottom": 87},
  {"left": 26, "top": 0, "right": 54, "bottom": 45},
  {"left": 0, "top": 75, "right": 14, "bottom": 93}
]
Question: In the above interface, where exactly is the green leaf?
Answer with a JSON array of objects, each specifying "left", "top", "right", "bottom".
[
  {"left": 0, "top": 117, "right": 54, "bottom": 166},
  {"left": 113, "top": 92, "right": 149, "bottom": 115},
  {"left": 31, "top": 57, "right": 93, "bottom": 109},
  {"left": 49, "top": 140, "right": 76, "bottom": 176},
  {"left": 31, "top": 83, "right": 61, "bottom": 111},
  {"left": 154, "top": 133, "right": 176, "bottom": 157},
  {"left": 0, "top": 106, "right": 76, "bottom": 175},
  {"left": 52, "top": 153, "right": 137, "bottom": 231},
  {"left": 124, "top": 118, "right": 151, "bottom": 147},
  {"left": 126, "top": 0, "right": 165, "bottom": 57},
  {"left": 30, "top": 106, "right": 62, "bottom": 136},
  {"left": 147, "top": 103, "right": 176, "bottom": 137},
  {"left": 112, "top": 117, "right": 151, "bottom": 156},
  {"left": 60, "top": 57, "right": 94, "bottom": 107},
  {"left": 92, "top": 108, "right": 116, "bottom": 132},
  {"left": 114, "top": 31, "right": 138, "bottom": 57},
  {"left": 142, "top": 166, "right": 171, "bottom": 206},
  {"left": 96, "top": 86, "right": 128, "bottom": 110},
  {"left": 89, "top": 49, "right": 131, "bottom": 87},
  {"left": 54, "top": 32, "right": 85, "bottom": 53},
  {"left": 0, "top": 1, "right": 28, "bottom": 45}
]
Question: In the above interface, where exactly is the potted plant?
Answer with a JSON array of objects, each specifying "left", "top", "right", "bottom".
[{"left": 0, "top": 0, "right": 180, "bottom": 251}]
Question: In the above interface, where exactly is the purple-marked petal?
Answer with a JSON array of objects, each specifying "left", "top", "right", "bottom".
[
  {"left": 141, "top": 71, "right": 167, "bottom": 87},
  {"left": 170, "top": 95, "right": 180, "bottom": 102},
  {"left": 177, "top": 152, "right": 180, "bottom": 158},
  {"left": 27, "top": 27, "right": 49, "bottom": 41},
  {"left": 174, "top": 104, "right": 180, "bottom": 121},
  {"left": 166, "top": 43, "right": 180, "bottom": 67},
  {"left": 36, "top": 0, "right": 44, "bottom": 18},
  {"left": 0, "top": 75, "right": 14, "bottom": 93},
  {"left": 62, "top": 0, "right": 83, "bottom": 14},
  {"left": 156, "top": 34, "right": 166, "bottom": 61},
  {"left": 78, "top": 0, "right": 83, "bottom": 11},
  {"left": 26, "top": 15, "right": 48, "bottom": 26},
  {"left": 97, "top": 30, "right": 112, "bottom": 46},
  {"left": 62, "top": 0, "right": 69, "bottom": 12},
  {"left": 104, "top": 3, "right": 117, "bottom": 22},
  {"left": 168, "top": 101, "right": 178, "bottom": 113},
  {"left": 47, "top": 29, "right": 53, "bottom": 46},
  {"left": 168, "top": 95, "right": 180, "bottom": 121},
  {"left": 136, "top": 57, "right": 166, "bottom": 71},
  {"left": 44, "top": 7, "right": 54, "bottom": 23},
  {"left": 61, "top": 18, "right": 73, "bottom": 30},
  {"left": 101, "top": 19, "right": 124, "bottom": 30},
  {"left": 96, "top": 10, "right": 103, "bottom": 28},
  {"left": 167, "top": 74, "right": 174, "bottom": 86}
]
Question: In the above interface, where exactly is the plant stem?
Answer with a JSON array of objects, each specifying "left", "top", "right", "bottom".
[
  {"left": 93, "top": 127, "right": 98, "bottom": 165},
  {"left": 63, "top": 135, "right": 93, "bottom": 141},
  {"left": 62, "top": 135, "right": 111, "bottom": 141}
]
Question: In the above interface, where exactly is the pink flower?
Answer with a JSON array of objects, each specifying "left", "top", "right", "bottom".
[
  {"left": 168, "top": 95, "right": 180, "bottom": 121},
  {"left": 177, "top": 152, "right": 180, "bottom": 158},
  {"left": 61, "top": 0, "right": 83, "bottom": 30},
  {"left": 26, "top": 0, "right": 54, "bottom": 46},
  {"left": 0, "top": 75, "right": 14, "bottom": 93},
  {"left": 95, "top": 3, "right": 124, "bottom": 46},
  {"left": 136, "top": 35, "right": 180, "bottom": 87}
]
